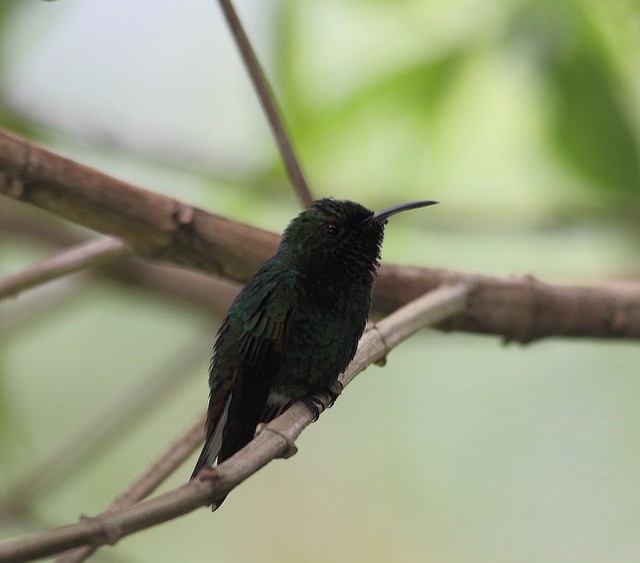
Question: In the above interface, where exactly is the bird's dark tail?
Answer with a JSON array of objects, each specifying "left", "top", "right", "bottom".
[
  {"left": 191, "top": 450, "right": 228, "bottom": 510},
  {"left": 190, "top": 394, "right": 231, "bottom": 480},
  {"left": 190, "top": 396, "right": 288, "bottom": 509},
  {"left": 191, "top": 408, "right": 231, "bottom": 509},
  {"left": 190, "top": 446, "right": 211, "bottom": 481}
]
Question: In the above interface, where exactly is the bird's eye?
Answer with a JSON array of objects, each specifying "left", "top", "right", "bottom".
[{"left": 323, "top": 223, "right": 340, "bottom": 237}]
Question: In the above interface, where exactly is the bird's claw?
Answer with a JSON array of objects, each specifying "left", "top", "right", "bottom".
[
  {"left": 303, "top": 381, "right": 344, "bottom": 421},
  {"left": 302, "top": 396, "right": 325, "bottom": 421},
  {"left": 327, "top": 380, "right": 343, "bottom": 408}
]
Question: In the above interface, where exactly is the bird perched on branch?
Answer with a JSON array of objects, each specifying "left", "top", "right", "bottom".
[{"left": 191, "top": 197, "right": 437, "bottom": 506}]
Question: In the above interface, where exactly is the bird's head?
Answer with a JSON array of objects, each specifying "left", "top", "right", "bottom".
[{"left": 278, "top": 197, "right": 437, "bottom": 279}]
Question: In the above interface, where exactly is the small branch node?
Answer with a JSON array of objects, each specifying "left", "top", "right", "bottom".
[
  {"left": 193, "top": 465, "right": 219, "bottom": 482},
  {"left": 79, "top": 514, "right": 123, "bottom": 546},
  {"left": 192, "top": 466, "right": 227, "bottom": 509},
  {"left": 2, "top": 138, "right": 30, "bottom": 199},
  {"left": 2, "top": 172, "right": 23, "bottom": 199},
  {"left": 173, "top": 203, "right": 196, "bottom": 229},
  {"left": 257, "top": 425, "right": 298, "bottom": 459},
  {"left": 367, "top": 323, "right": 390, "bottom": 364},
  {"left": 327, "top": 379, "right": 343, "bottom": 406},
  {"left": 19, "top": 139, "right": 32, "bottom": 184}
]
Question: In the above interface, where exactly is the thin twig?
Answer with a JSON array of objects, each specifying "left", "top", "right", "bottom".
[
  {"left": 55, "top": 413, "right": 207, "bottom": 563},
  {"left": 0, "top": 283, "right": 83, "bottom": 334},
  {"left": 343, "top": 283, "right": 470, "bottom": 386},
  {"left": 217, "top": 0, "right": 314, "bottom": 207},
  {"left": 55, "top": 283, "right": 470, "bottom": 562},
  {"left": 1, "top": 200, "right": 239, "bottom": 317},
  {"left": 0, "top": 284, "right": 469, "bottom": 562},
  {"left": 0, "top": 237, "right": 132, "bottom": 301},
  {"left": 0, "top": 337, "right": 210, "bottom": 519}
]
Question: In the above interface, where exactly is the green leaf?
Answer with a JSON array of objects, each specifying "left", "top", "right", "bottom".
[{"left": 537, "top": 3, "right": 639, "bottom": 195}]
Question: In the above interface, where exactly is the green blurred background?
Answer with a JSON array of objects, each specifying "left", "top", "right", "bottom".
[{"left": 1, "top": 1, "right": 640, "bottom": 561}]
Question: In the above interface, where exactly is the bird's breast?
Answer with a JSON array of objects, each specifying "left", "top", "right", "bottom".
[{"left": 270, "top": 287, "right": 371, "bottom": 401}]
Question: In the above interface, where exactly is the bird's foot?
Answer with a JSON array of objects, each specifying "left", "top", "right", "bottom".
[
  {"left": 303, "top": 381, "right": 344, "bottom": 420},
  {"left": 326, "top": 380, "right": 344, "bottom": 408},
  {"left": 302, "top": 396, "right": 325, "bottom": 421}
]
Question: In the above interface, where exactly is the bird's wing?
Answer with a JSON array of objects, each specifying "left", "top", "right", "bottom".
[{"left": 191, "top": 265, "right": 295, "bottom": 479}]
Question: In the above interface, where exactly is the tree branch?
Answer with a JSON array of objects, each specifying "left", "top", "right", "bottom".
[
  {"left": 217, "top": 0, "right": 313, "bottom": 208},
  {"left": 0, "top": 282, "right": 82, "bottom": 334},
  {"left": 0, "top": 337, "right": 210, "bottom": 520},
  {"left": 0, "top": 237, "right": 131, "bottom": 300},
  {"left": 1, "top": 199, "right": 239, "bottom": 317},
  {"left": 1, "top": 128, "right": 640, "bottom": 342},
  {"left": 0, "top": 284, "right": 469, "bottom": 562},
  {"left": 0, "top": 128, "right": 278, "bottom": 280},
  {"left": 55, "top": 413, "right": 207, "bottom": 563}
]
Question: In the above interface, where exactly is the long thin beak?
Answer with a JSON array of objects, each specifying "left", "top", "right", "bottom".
[{"left": 369, "top": 200, "right": 438, "bottom": 222}]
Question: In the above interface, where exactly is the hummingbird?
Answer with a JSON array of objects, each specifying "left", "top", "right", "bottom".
[{"left": 190, "top": 197, "right": 437, "bottom": 505}]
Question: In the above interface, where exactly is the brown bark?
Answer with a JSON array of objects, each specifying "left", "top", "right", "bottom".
[{"left": 2, "top": 128, "right": 640, "bottom": 343}]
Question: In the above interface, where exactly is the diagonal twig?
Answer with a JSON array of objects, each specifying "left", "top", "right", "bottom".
[
  {"left": 0, "top": 283, "right": 81, "bottom": 334},
  {"left": 0, "top": 336, "right": 210, "bottom": 520},
  {"left": 55, "top": 284, "right": 470, "bottom": 563},
  {"left": 217, "top": 0, "right": 313, "bottom": 207},
  {"left": 1, "top": 199, "right": 239, "bottom": 317},
  {"left": 0, "top": 237, "right": 132, "bottom": 301},
  {"left": 0, "top": 283, "right": 470, "bottom": 562},
  {"left": 55, "top": 413, "right": 207, "bottom": 563}
]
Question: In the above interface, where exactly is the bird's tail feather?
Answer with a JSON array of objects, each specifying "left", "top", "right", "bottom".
[{"left": 190, "top": 394, "right": 231, "bottom": 480}]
